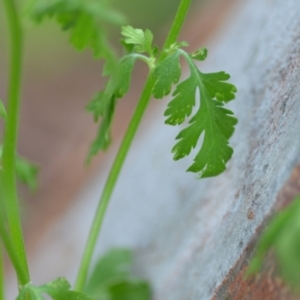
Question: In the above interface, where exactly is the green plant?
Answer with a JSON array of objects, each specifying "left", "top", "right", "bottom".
[
  {"left": 0, "top": 0, "right": 237, "bottom": 299},
  {"left": 248, "top": 196, "right": 300, "bottom": 292}
]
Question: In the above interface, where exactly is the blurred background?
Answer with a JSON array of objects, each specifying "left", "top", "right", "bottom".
[{"left": 0, "top": 0, "right": 235, "bottom": 254}]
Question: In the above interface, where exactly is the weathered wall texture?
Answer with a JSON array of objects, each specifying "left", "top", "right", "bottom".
[{"left": 8, "top": 0, "right": 300, "bottom": 299}]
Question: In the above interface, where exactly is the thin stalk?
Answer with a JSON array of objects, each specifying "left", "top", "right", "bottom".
[
  {"left": 75, "top": 73, "right": 155, "bottom": 291},
  {"left": 0, "top": 174, "right": 28, "bottom": 289},
  {"left": 0, "top": 221, "right": 28, "bottom": 288},
  {"left": 75, "top": 0, "right": 192, "bottom": 291},
  {"left": 2, "top": 0, "right": 30, "bottom": 285}
]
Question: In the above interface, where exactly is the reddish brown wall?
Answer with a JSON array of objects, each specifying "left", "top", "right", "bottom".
[{"left": 213, "top": 166, "right": 300, "bottom": 300}]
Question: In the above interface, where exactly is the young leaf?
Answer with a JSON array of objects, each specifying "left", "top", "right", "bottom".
[
  {"left": 0, "top": 99, "right": 7, "bottom": 120},
  {"left": 248, "top": 197, "right": 300, "bottom": 290},
  {"left": 121, "top": 26, "right": 154, "bottom": 56},
  {"left": 87, "top": 24, "right": 158, "bottom": 162},
  {"left": 155, "top": 49, "right": 237, "bottom": 177}
]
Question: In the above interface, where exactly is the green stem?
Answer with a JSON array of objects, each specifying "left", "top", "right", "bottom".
[
  {"left": 0, "top": 175, "right": 28, "bottom": 289},
  {"left": 160, "top": 0, "right": 191, "bottom": 60},
  {"left": 75, "top": 73, "right": 155, "bottom": 291},
  {"left": 75, "top": 0, "right": 192, "bottom": 291},
  {"left": 0, "top": 221, "right": 28, "bottom": 288},
  {"left": 2, "top": 0, "right": 30, "bottom": 286}
]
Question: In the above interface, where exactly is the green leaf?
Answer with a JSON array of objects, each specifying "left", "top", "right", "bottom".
[
  {"left": 86, "top": 54, "right": 138, "bottom": 162},
  {"left": 15, "top": 156, "right": 39, "bottom": 191},
  {"left": 86, "top": 94, "right": 116, "bottom": 161},
  {"left": 85, "top": 249, "right": 152, "bottom": 300},
  {"left": 0, "top": 99, "right": 7, "bottom": 120},
  {"left": 85, "top": 249, "right": 132, "bottom": 294},
  {"left": 25, "top": 0, "right": 124, "bottom": 70},
  {"left": 163, "top": 49, "right": 237, "bottom": 177},
  {"left": 108, "top": 280, "right": 152, "bottom": 300},
  {"left": 114, "top": 55, "right": 139, "bottom": 98},
  {"left": 247, "top": 207, "right": 292, "bottom": 275},
  {"left": 121, "top": 26, "right": 154, "bottom": 56},
  {"left": 199, "top": 71, "right": 236, "bottom": 102},
  {"left": 152, "top": 50, "right": 181, "bottom": 99},
  {"left": 248, "top": 197, "right": 300, "bottom": 290},
  {"left": 87, "top": 55, "right": 138, "bottom": 121},
  {"left": 163, "top": 74, "right": 196, "bottom": 125}
]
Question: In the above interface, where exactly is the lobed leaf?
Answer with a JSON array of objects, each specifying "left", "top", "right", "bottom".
[
  {"left": 86, "top": 54, "right": 138, "bottom": 162},
  {"left": 121, "top": 26, "right": 154, "bottom": 56},
  {"left": 86, "top": 95, "right": 116, "bottom": 161},
  {"left": 164, "top": 75, "right": 197, "bottom": 125},
  {"left": 200, "top": 71, "right": 237, "bottom": 102},
  {"left": 164, "top": 50, "right": 237, "bottom": 178},
  {"left": 86, "top": 23, "right": 156, "bottom": 162},
  {"left": 25, "top": 0, "right": 124, "bottom": 70}
]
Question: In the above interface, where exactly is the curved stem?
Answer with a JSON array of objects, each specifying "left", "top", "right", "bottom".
[
  {"left": 75, "top": 0, "right": 192, "bottom": 291},
  {"left": 2, "top": 0, "right": 30, "bottom": 285}
]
